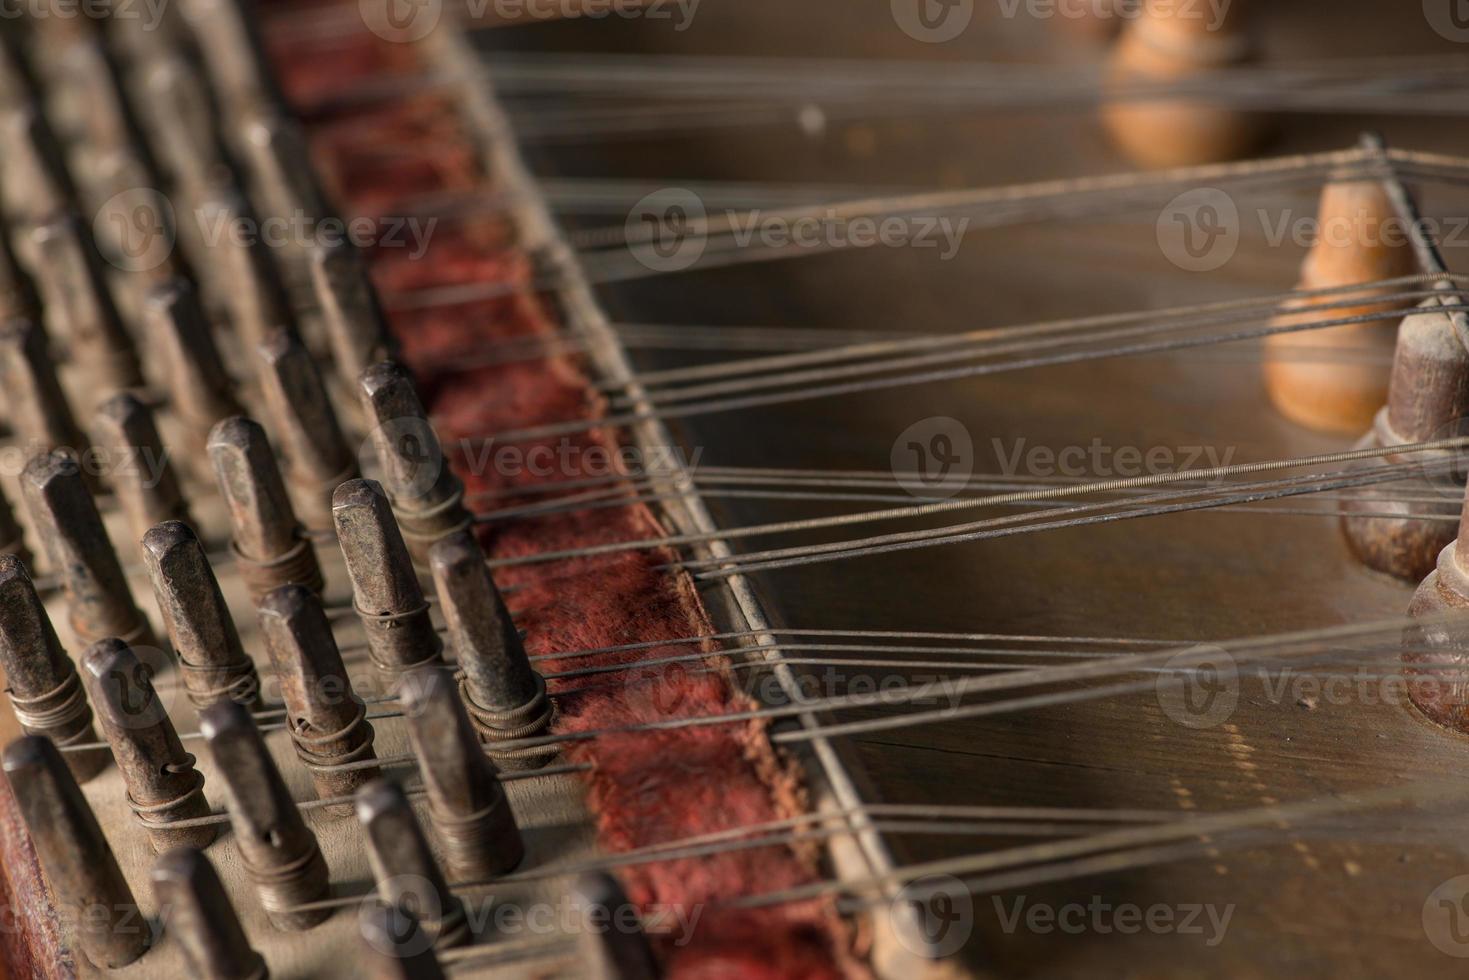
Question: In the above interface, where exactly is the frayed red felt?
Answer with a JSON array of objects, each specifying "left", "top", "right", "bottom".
[{"left": 265, "top": 15, "right": 857, "bottom": 979}]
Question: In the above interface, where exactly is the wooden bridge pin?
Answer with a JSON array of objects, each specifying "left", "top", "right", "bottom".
[
  {"left": 27, "top": 212, "right": 146, "bottom": 400},
  {"left": 143, "top": 521, "right": 263, "bottom": 710},
  {"left": 399, "top": 666, "right": 525, "bottom": 879},
  {"left": 209, "top": 417, "right": 325, "bottom": 603},
  {"left": 356, "top": 780, "right": 470, "bottom": 950},
  {"left": 1, "top": 735, "right": 151, "bottom": 968},
  {"left": 199, "top": 699, "right": 332, "bottom": 931},
  {"left": 21, "top": 450, "right": 158, "bottom": 649},
  {"left": 311, "top": 238, "right": 396, "bottom": 392},
  {"left": 258, "top": 584, "right": 380, "bottom": 809},
  {"left": 0, "top": 318, "right": 91, "bottom": 466},
  {"left": 92, "top": 392, "right": 193, "bottom": 546},
  {"left": 1263, "top": 180, "right": 1418, "bottom": 433},
  {"left": 1100, "top": 0, "right": 1264, "bottom": 168},
  {"left": 334, "top": 480, "right": 445, "bottom": 689},
  {"left": 430, "top": 531, "right": 555, "bottom": 769},
  {"left": 572, "top": 872, "right": 663, "bottom": 980},
  {"left": 143, "top": 278, "right": 243, "bottom": 460},
  {"left": 80, "top": 638, "right": 216, "bottom": 851},
  {"left": 360, "top": 904, "right": 447, "bottom": 980},
  {"left": 257, "top": 329, "right": 359, "bottom": 533},
  {"left": 152, "top": 848, "right": 270, "bottom": 980},
  {"left": 0, "top": 555, "right": 106, "bottom": 781},
  {"left": 359, "top": 360, "right": 473, "bottom": 566},
  {"left": 1339, "top": 302, "right": 1469, "bottom": 581}
]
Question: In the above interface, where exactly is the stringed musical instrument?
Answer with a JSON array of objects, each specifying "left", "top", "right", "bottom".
[{"left": 2, "top": 1, "right": 1469, "bottom": 978}]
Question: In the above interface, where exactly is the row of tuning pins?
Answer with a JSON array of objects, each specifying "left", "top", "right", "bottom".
[
  {"left": 5, "top": 730, "right": 657, "bottom": 979},
  {"left": 0, "top": 1, "right": 656, "bottom": 977}
]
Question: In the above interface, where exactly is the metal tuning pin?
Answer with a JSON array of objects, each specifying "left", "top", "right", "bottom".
[
  {"left": 398, "top": 666, "right": 524, "bottom": 879},
  {"left": 258, "top": 584, "right": 380, "bottom": 809},
  {"left": 571, "top": 872, "right": 663, "bottom": 980},
  {"left": 0, "top": 207, "right": 40, "bottom": 320},
  {"left": 143, "top": 521, "right": 262, "bottom": 710},
  {"left": 257, "top": 329, "right": 358, "bottom": 533},
  {"left": 355, "top": 780, "right": 470, "bottom": 949},
  {"left": 199, "top": 699, "right": 332, "bottom": 931},
  {"left": 359, "top": 361, "right": 473, "bottom": 565},
  {"left": 138, "top": 53, "right": 230, "bottom": 193},
  {"left": 429, "top": 531, "right": 555, "bottom": 769},
  {"left": 2, "top": 735, "right": 151, "bottom": 968},
  {"left": 0, "top": 554, "right": 105, "bottom": 780},
  {"left": 0, "top": 484, "right": 29, "bottom": 566},
  {"left": 27, "top": 212, "right": 145, "bottom": 398},
  {"left": 311, "top": 238, "right": 395, "bottom": 391},
  {"left": 0, "top": 318, "right": 90, "bottom": 466},
  {"left": 80, "top": 638, "right": 215, "bottom": 851},
  {"left": 143, "top": 278, "right": 242, "bottom": 458},
  {"left": 92, "top": 392, "right": 193, "bottom": 545},
  {"left": 192, "top": 188, "right": 298, "bottom": 354},
  {"left": 238, "top": 112, "right": 329, "bottom": 304},
  {"left": 333, "top": 480, "right": 444, "bottom": 689},
  {"left": 359, "top": 904, "right": 448, "bottom": 980},
  {"left": 177, "top": 0, "right": 283, "bottom": 123},
  {"left": 21, "top": 450, "right": 158, "bottom": 649},
  {"left": 208, "top": 417, "right": 324, "bottom": 602},
  {"left": 0, "top": 104, "right": 76, "bottom": 223},
  {"left": 152, "top": 848, "right": 270, "bottom": 980}
]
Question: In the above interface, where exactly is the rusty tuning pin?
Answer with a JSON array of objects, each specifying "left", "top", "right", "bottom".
[
  {"left": 0, "top": 554, "right": 106, "bottom": 780},
  {"left": 257, "top": 328, "right": 358, "bottom": 533},
  {"left": 92, "top": 391, "right": 193, "bottom": 546},
  {"left": 429, "top": 531, "right": 554, "bottom": 769},
  {"left": 21, "top": 449, "right": 158, "bottom": 649},
  {"left": 152, "top": 848, "right": 270, "bottom": 980},
  {"left": 359, "top": 904, "right": 447, "bottom": 980},
  {"left": 358, "top": 360, "right": 472, "bottom": 565},
  {"left": 2, "top": 735, "right": 151, "bottom": 967},
  {"left": 398, "top": 666, "right": 524, "bottom": 879},
  {"left": 258, "top": 584, "right": 380, "bottom": 809},
  {"left": 334, "top": 479, "right": 444, "bottom": 689},
  {"left": 311, "top": 237, "right": 395, "bottom": 391},
  {"left": 80, "top": 637, "right": 215, "bottom": 851},
  {"left": 199, "top": 699, "right": 332, "bottom": 931},
  {"left": 208, "top": 416, "right": 324, "bottom": 602},
  {"left": 143, "top": 520, "right": 262, "bottom": 710},
  {"left": 356, "top": 779, "right": 469, "bottom": 949},
  {"left": 572, "top": 872, "right": 663, "bottom": 980},
  {"left": 142, "top": 278, "right": 242, "bottom": 459}
]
